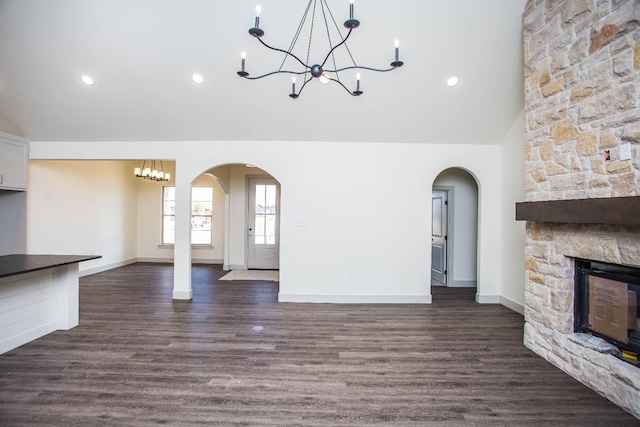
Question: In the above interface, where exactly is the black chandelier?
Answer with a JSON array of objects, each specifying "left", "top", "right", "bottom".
[
  {"left": 134, "top": 160, "right": 170, "bottom": 182},
  {"left": 237, "top": 0, "right": 404, "bottom": 98}
]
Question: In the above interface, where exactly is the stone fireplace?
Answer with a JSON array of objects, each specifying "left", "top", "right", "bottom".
[{"left": 522, "top": 0, "right": 640, "bottom": 418}]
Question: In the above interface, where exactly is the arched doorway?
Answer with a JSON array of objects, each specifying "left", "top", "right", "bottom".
[
  {"left": 201, "top": 164, "right": 281, "bottom": 272},
  {"left": 431, "top": 168, "right": 478, "bottom": 297}
]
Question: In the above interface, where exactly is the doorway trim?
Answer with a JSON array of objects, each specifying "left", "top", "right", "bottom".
[
  {"left": 433, "top": 185, "right": 453, "bottom": 287},
  {"left": 245, "top": 174, "right": 280, "bottom": 270}
]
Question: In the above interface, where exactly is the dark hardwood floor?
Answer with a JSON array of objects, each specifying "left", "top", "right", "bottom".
[{"left": 1, "top": 263, "right": 638, "bottom": 426}]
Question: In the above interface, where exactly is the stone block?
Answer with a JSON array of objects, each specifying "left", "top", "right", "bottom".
[
  {"left": 546, "top": 162, "right": 570, "bottom": 175},
  {"left": 610, "top": 357, "right": 640, "bottom": 391},
  {"left": 589, "top": 176, "right": 610, "bottom": 187},
  {"left": 556, "top": 151, "right": 572, "bottom": 168},
  {"left": 555, "top": 277, "right": 574, "bottom": 291},
  {"left": 529, "top": 271, "right": 548, "bottom": 285},
  {"left": 542, "top": 77, "right": 566, "bottom": 96},
  {"left": 538, "top": 261, "right": 572, "bottom": 279},
  {"left": 549, "top": 172, "right": 588, "bottom": 191},
  {"left": 525, "top": 257, "right": 539, "bottom": 272},
  {"left": 524, "top": 5, "right": 546, "bottom": 38},
  {"left": 618, "top": 236, "right": 640, "bottom": 266},
  {"left": 576, "top": 131, "right": 598, "bottom": 155},
  {"left": 587, "top": 53, "right": 614, "bottom": 79},
  {"left": 590, "top": 23, "right": 625, "bottom": 54},
  {"left": 550, "top": 289, "right": 572, "bottom": 312},
  {"left": 603, "top": 242, "right": 622, "bottom": 264},
  {"left": 611, "top": 172, "right": 636, "bottom": 196},
  {"left": 600, "top": 107, "right": 640, "bottom": 129},
  {"left": 561, "top": 0, "right": 593, "bottom": 26},
  {"left": 570, "top": 76, "right": 612, "bottom": 102},
  {"left": 605, "top": 159, "right": 632, "bottom": 173},
  {"left": 569, "top": 35, "right": 589, "bottom": 64},
  {"left": 589, "top": 186, "right": 612, "bottom": 198},
  {"left": 540, "top": 139, "right": 555, "bottom": 160},
  {"left": 622, "top": 123, "right": 640, "bottom": 142},
  {"left": 530, "top": 25, "right": 556, "bottom": 57},
  {"left": 542, "top": 310, "right": 557, "bottom": 329},
  {"left": 583, "top": 347, "right": 612, "bottom": 369},
  {"left": 578, "top": 85, "right": 637, "bottom": 122},
  {"left": 554, "top": 118, "right": 579, "bottom": 142},
  {"left": 613, "top": 50, "right": 634, "bottom": 76},
  {"left": 599, "top": 129, "right": 620, "bottom": 148}
]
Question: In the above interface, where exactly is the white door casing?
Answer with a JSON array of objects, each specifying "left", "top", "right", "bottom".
[
  {"left": 247, "top": 177, "right": 280, "bottom": 270},
  {"left": 431, "top": 190, "right": 448, "bottom": 285}
]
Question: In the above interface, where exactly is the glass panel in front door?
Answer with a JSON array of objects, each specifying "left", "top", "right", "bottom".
[{"left": 254, "top": 184, "right": 277, "bottom": 245}]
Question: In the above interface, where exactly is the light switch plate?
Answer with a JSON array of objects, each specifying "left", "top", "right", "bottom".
[{"left": 620, "top": 143, "right": 631, "bottom": 161}]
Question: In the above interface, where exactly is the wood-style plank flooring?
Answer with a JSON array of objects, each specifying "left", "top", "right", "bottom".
[{"left": 1, "top": 263, "right": 638, "bottom": 426}]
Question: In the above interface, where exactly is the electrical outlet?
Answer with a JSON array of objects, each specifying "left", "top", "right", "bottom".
[
  {"left": 620, "top": 143, "right": 631, "bottom": 161},
  {"left": 348, "top": 272, "right": 355, "bottom": 282}
]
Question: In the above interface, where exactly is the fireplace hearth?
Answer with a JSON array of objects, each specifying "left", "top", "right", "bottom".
[{"left": 575, "top": 259, "right": 640, "bottom": 366}]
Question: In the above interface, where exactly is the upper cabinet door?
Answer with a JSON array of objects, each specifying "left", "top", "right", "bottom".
[{"left": 0, "top": 135, "right": 29, "bottom": 191}]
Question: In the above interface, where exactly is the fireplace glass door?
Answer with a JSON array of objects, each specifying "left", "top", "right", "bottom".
[{"left": 575, "top": 259, "right": 640, "bottom": 362}]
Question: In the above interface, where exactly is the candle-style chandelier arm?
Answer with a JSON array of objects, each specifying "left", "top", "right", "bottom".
[
  {"left": 325, "top": 64, "right": 400, "bottom": 74},
  {"left": 237, "top": 0, "right": 404, "bottom": 98},
  {"left": 325, "top": 75, "right": 360, "bottom": 96},
  {"left": 252, "top": 35, "right": 310, "bottom": 70},
  {"left": 241, "top": 69, "right": 309, "bottom": 81},
  {"left": 320, "top": 26, "right": 354, "bottom": 69},
  {"left": 295, "top": 76, "right": 314, "bottom": 97}
]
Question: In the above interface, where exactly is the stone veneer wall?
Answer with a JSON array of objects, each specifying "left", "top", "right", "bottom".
[{"left": 523, "top": 0, "right": 640, "bottom": 418}]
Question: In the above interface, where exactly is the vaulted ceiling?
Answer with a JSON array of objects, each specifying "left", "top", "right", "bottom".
[{"left": 0, "top": 0, "right": 526, "bottom": 144}]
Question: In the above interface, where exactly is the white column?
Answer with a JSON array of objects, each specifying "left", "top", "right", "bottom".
[
  {"left": 54, "top": 264, "right": 79, "bottom": 329},
  {"left": 223, "top": 193, "right": 230, "bottom": 270},
  {"left": 173, "top": 163, "right": 192, "bottom": 300}
]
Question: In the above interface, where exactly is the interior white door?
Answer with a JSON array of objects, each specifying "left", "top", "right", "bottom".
[
  {"left": 247, "top": 178, "right": 280, "bottom": 270},
  {"left": 431, "top": 191, "right": 448, "bottom": 285}
]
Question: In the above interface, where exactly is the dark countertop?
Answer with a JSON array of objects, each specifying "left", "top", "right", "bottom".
[{"left": 0, "top": 254, "right": 101, "bottom": 279}]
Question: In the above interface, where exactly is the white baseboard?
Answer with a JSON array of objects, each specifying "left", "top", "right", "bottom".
[
  {"left": 500, "top": 295, "right": 524, "bottom": 315},
  {"left": 278, "top": 294, "right": 432, "bottom": 304},
  {"left": 229, "top": 264, "right": 247, "bottom": 270},
  {"left": 172, "top": 289, "right": 193, "bottom": 300},
  {"left": 80, "top": 258, "right": 224, "bottom": 277},
  {"left": 136, "top": 257, "right": 174, "bottom": 264},
  {"left": 476, "top": 294, "right": 500, "bottom": 304},
  {"left": 192, "top": 258, "right": 223, "bottom": 265},
  {"left": 79, "top": 258, "right": 137, "bottom": 277},
  {"left": 448, "top": 280, "right": 477, "bottom": 288}
]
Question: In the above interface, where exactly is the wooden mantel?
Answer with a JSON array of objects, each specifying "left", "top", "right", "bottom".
[{"left": 515, "top": 196, "right": 640, "bottom": 226}]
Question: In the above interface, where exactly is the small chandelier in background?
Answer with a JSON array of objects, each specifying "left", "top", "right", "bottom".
[
  {"left": 237, "top": 0, "right": 404, "bottom": 98},
  {"left": 134, "top": 160, "right": 170, "bottom": 182}
]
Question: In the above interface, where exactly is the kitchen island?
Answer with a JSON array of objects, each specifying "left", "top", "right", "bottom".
[{"left": 0, "top": 254, "right": 101, "bottom": 354}]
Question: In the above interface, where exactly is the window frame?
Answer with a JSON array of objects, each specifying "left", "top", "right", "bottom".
[{"left": 161, "top": 186, "right": 214, "bottom": 247}]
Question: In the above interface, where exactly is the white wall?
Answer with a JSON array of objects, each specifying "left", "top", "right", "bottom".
[
  {"left": 433, "top": 168, "right": 478, "bottom": 287},
  {"left": 30, "top": 140, "right": 508, "bottom": 305},
  {"left": 499, "top": 109, "right": 526, "bottom": 314},
  {"left": 135, "top": 161, "right": 225, "bottom": 264},
  {"left": 26, "top": 160, "right": 138, "bottom": 274}
]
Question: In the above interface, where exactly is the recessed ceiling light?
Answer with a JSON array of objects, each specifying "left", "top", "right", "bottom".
[
  {"left": 192, "top": 73, "right": 204, "bottom": 84},
  {"left": 81, "top": 75, "right": 94, "bottom": 86},
  {"left": 446, "top": 76, "right": 459, "bottom": 87}
]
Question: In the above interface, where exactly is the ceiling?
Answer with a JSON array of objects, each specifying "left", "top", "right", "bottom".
[{"left": 0, "top": 0, "right": 526, "bottom": 144}]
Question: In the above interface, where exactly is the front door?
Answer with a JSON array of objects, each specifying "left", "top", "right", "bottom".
[
  {"left": 247, "top": 178, "right": 280, "bottom": 269},
  {"left": 431, "top": 190, "right": 448, "bottom": 285}
]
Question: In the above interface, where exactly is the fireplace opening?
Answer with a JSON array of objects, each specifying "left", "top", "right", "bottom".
[{"left": 575, "top": 258, "right": 640, "bottom": 366}]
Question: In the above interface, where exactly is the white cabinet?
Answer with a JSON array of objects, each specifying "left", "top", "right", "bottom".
[{"left": 0, "top": 133, "right": 29, "bottom": 191}]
